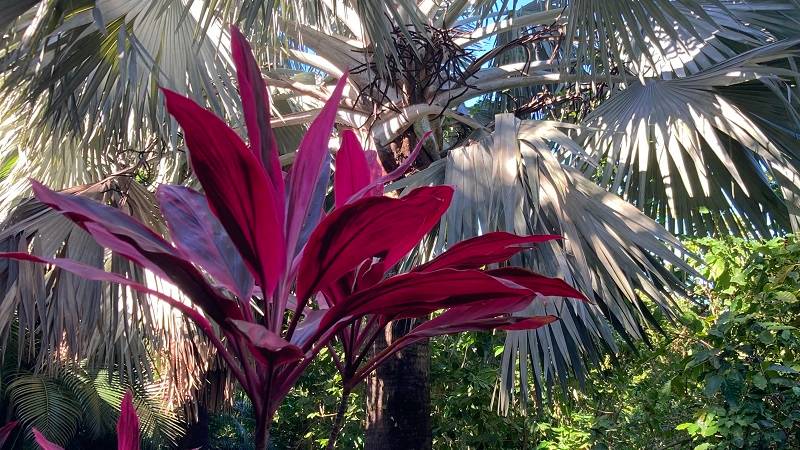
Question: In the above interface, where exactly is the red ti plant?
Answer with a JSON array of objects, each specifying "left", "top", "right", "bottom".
[
  {"left": 0, "top": 27, "right": 584, "bottom": 449},
  {"left": 0, "top": 421, "right": 18, "bottom": 448}
]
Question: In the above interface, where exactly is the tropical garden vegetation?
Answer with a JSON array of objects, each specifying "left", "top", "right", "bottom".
[{"left": 0, "top": 0, "right": 798, "bottom": 449}]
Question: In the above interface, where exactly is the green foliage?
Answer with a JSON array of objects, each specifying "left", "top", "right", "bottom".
[{"left": 675, "top": 236, "right": 800, "bottom": 449}]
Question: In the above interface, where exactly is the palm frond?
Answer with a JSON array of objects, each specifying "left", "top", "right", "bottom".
[
  {"left": 391, "top": 114, "right": 696, "bottom": 410},
  {"left": 561, "top": 0, "right": 800, "bottom": 78},
  {"left": 2, "top": 345, "right": 184, "bottom": 448},
  {"left": 574, "top": 38, "right": 800, "bottom": 236},
  {"left": 0, "top": 0, "right": 236, "bottom": 197}
]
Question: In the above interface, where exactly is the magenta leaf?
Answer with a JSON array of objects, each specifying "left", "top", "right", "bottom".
[
  {"left": 117, "top": 392, "right": 140, "bottom": 450},
  {"left": 498, "top": 316, "right": 559, "bottom": 330},
  {"left": 334, "top": 129, "right": 371, "bottom": 207},
  {"left": 289, "top": 309, "right": 327, "bottom": 348},
  {"left": 409, "top": 314, "right": 557, "bottom": 339},
  {"left": 319, "top": 268, "right": 533, "bottom": 331},
  {"left": 230, "top": 25, "right": 284, "bottom": 205},
  {"left": 487, "top": 267, "right": 587, "bottom": 300},
  {"left": 228, "top": 320, "right": 304, "bottom": 366},
  {"left": 364, "top": 315, "right": 558, "bottom": 374},
  {"left": 0, "top": 421, "right": 17, "bottom": 447},
  {"left": 157, "top": 185, "right": 254, "bottom": 299},
  {"left": 416, "top": 232, "right": 561, "bottom": 272},
  {"left": 32, "top": 429, "right": 63, "bottom": 450},
  {"left": 162, "top": 89, "right": 285, "bottom": 295},
  {"left": 364, "top": 150, "right": 385, "bottom": 183},
  {"left": 296, "top": 186, "right": 453, "bottom": 302},
  {"left": 29, "top": 182, "right": 242, "bottom": 324},
  {"left": 0, "top": 252, "right": 219, "bottom": 338},
  {"left": 294, "top": 151, "right": 332, "bottom": 257},
  {"left": 347, "top": 131, "right": 431, "bottom": 204},
  {"left": 284, "top": 74, "right": 348, "bottom": 258},
  {"left": 31, "top": 181, "right": 172, "bottom": 257}
]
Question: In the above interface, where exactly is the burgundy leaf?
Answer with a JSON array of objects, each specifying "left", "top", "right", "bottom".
[
  {"left": 117, "top": 392, "right": 140, "bottom": 450},
  {"left": 289, "top": 309, "right": 327, "bottom": 348},
  {"left": 30, "top": 182, "right": 242, "bottom": 323},
  {"left": 162, "top": 89, "right": 285, "bottom": 295},
  {"left": 32, "top": 429, "right": 63, "bottom": 450},
  {"left": 0, "top": 421, "right": 17, "bottom": 447},
  {"left": 319, "top": 268, "right": 532, "bottom": 331},
  {"left": 157, "top": 185, "right": 254, "bottom": 299},
  {"left": 294, "top": 151, "right": 331, "bottom": 257},
  {"left": 31, "top": 181, "right": 172, "bottom": 257},
  {"left": 499, "top": 316, "right": 559, "bottom": 330},
  {"left": 0, "top": 252, "right": 218, "bottom": 338},
  {"left": 285, "top": 74, "right": 348, "bottom": 259},
  {"left": 416, "top": 232, "right": 561, "bottom": 272},
  {"left": 231, "top": 26, "right": 284, "bottom": 200},
  {"left": 228, "top": 320, "right": 304, "bottom": 366},
  {"left": 358, "top": 315, "right": 558, "bottom": 377},
  {"left": 364, "top": 150, "right": 385, "bottom": 182},
  {"left": 334, "top": 129, "right": 371, "bottom": 207},
  {"left": 296, "top": 186, "right": 453, "bottom": 302},
  {"left": 346, "top": 131, "right": 431, "bottom": 204},
  {"left": 408, "top": 314, "right": 557, "bottom": 339},
  {"left": 487, "top": 267, "right": 587, "bottom": 300}
]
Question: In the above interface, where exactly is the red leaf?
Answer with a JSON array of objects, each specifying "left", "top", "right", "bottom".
[
  {"left": 32, "top": 429, "right": 63, "bottom": 450},
  {"left": 31, "top": 181, "right": 171, "bottom": 257},
  {"left": 30, "top": 183, "right": 243, "bottom": 324},
  {"left": 487, "top": 267, "right": 587, "bottom": 300},
  {"left": 319, "top": 268, "right": 532, "bottom": 331},
  {"left": 364, "top": 314, "right": 557, "bottom": 372},
  {"left": 285, "top": 74, "right": 348, "bottom": 258},
  {"left": 334, "top": 129, "right": 371, "bottom": 207},
  {"left": 0, "top": 421, "right": 17, "bottom": 447},
  {"left": 364, "top": 150, "right": 385, "bottom": 185},
  {"left": 228, "top": 320, "right": 304, "bottom": 366},
  {"left": 416, "top": 232, "right": 561, "bottom": 272},
  {"left": 0, "top": 252, "right": 218, "bottom": 338},
  {"left": 408, "top": 314, "right": 557, "bottom": 338},
  {"left": 289, "top": 309, "right": 327, "bottom": 348},
  {"left": 117, "top": 392, "right": 140, "bottom": 450},
  {"left": 157, "top": 185, "right": 254, "bottom": 299},
  {"left": 230, "top": 26, "right": 284, "bottom": 206},
  {"left": 346, "top": 131, "right": 430, "bottom": 204},
  {"left": 296, "top": 186, "right": 453, "bottom": 302},
  {"left": 162, "top": 89, "right": 285, "bottom": 295}
]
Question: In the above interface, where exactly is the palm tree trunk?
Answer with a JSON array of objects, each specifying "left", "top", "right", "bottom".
[{"left": 365, "top": 322, "right": 432, "bottom": 450}]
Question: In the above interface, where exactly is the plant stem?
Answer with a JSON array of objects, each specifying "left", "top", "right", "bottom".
[
  {"left": 326, "top": 387, "right": 352, "bottom": 450},
  {"left": 255, "top": 413, "right": 273, "bottom": 450}
]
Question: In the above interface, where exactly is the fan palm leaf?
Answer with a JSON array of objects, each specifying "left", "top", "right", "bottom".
[
  {"left": 391, "top": 114, "right": 696, "bottom": 409},
  {"left": 561, "top": 0, "right": 800, "bottom": 79},
  {"left": 574, "top": 38, "right": 800, "bottom": 236}
]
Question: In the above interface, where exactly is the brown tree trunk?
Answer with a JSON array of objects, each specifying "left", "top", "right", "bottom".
[{"left": 365, "top": 322, "right": 431, "bottom": 450}]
